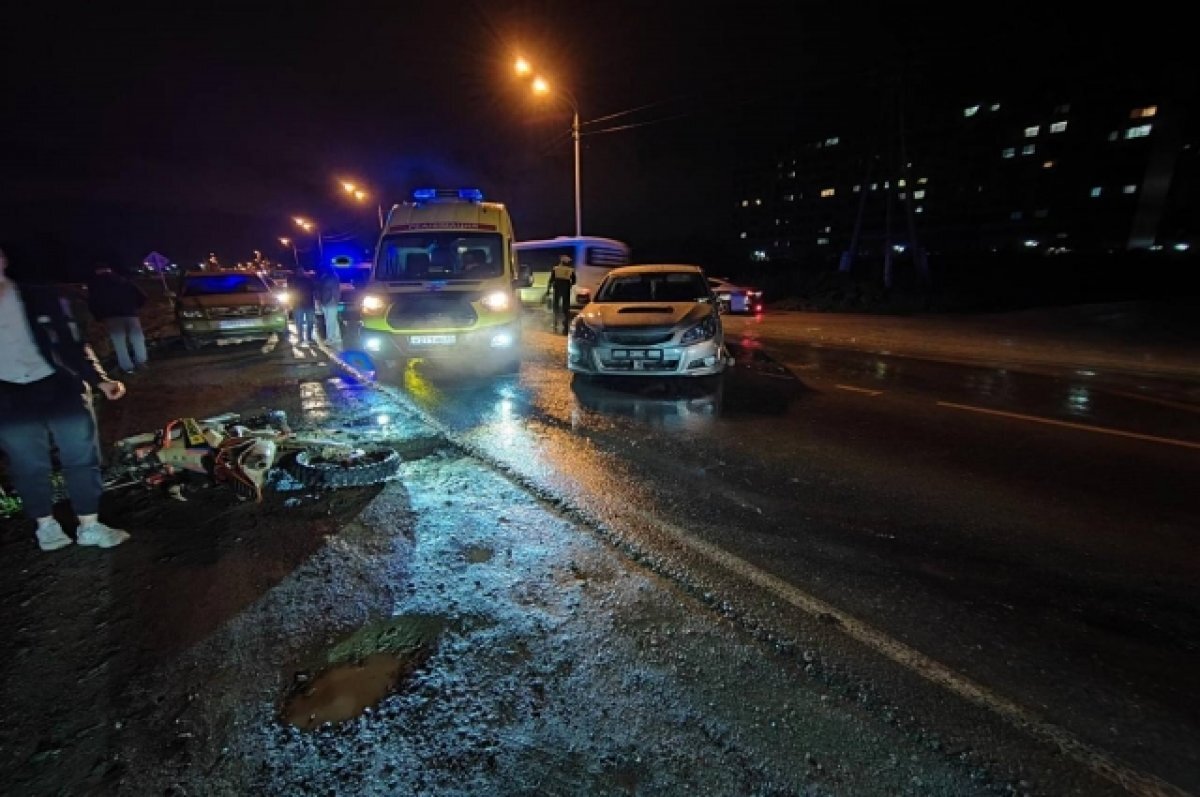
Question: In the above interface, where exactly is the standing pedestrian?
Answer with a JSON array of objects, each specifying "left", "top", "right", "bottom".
[
  {"left": 315, "top": 265, "right": 342, "bottom": 345},
  {"left": 545, "top": 254, "right": 576, "bottom": 334},
  {"left": 289, "top": 268, "right": 317, "bottom": 345},
  {"left": 0, "top": 242, "right": 131, "bottom": 551},
  {"left": 86, "top": 260, "right": 148, "bottom": 374}
]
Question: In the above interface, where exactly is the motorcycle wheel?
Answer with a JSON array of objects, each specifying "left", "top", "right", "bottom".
[{"left": 286, "top": 447, "right": 401, "bottom": 489}]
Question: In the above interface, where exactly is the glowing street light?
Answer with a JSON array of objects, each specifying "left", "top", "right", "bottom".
[
  {"left": 292, "top": 217, "right": 323, "bottom": 261},
  {"left": 278, "top": 237, "right": 299, "bottom": 268},
  {"left": 338, "top": 179, "right": 385, "bottom": 229},
  {"left": 516, "top": 57, "right": 582, "bottom": 236}
]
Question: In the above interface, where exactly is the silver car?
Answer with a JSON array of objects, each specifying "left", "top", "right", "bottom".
[{"left": 567, "top": 264, "right": 729, "bottom": 378}]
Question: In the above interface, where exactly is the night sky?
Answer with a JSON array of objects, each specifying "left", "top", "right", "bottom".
[{"left": 0, "top": 2, "right": 1182, "bottom": 276}]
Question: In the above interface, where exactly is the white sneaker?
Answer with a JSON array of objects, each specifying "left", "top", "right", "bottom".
[
  {"left": 76, "top": 521, "right": 131, "bottom": 548},
  {"left": 36, "top": 520, "right": 74, "bottom": 551}
]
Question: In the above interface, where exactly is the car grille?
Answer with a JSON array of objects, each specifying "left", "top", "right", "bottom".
[
  {"left": 386, "top": 293, "right": 479, "bottom": 329},
  {"left": 209, "top": 305, "right": 263, "bottom": 318},
  {"left": 604, "top": 331, "right": 674, "bottom": 346}
]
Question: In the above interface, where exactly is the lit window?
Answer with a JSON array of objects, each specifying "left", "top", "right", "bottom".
[
  {"left": 1130, "top": 106, "right": 1157, "bottom": 119},
  {"left": 914, "top": 190, "right": 925, "bottom": 199},
  {"left": 788, "top": 170, "right": 797, "bottom": 178},
  {"left": 1043, "top": 160, "right": 1055, "bottom": 169},
  {"left": 1108, "top": 131, "right": 1119, "bottom": 142},
  {"left": 820, "top": 188, "right": 835, "bottom": 198},
  {"left": 775, "top": 219, "right": 781, "bottom": 225},
  {"left": 852, "top": 185, "right": 861, "bottom": 192},
  {"left": 915, "top": 206, "right": 924, "bottom": 214},
  {"left": 1024, "top": 239, "right": 1039, "bottom": 248},
  {"left": 964, "top": 105, "right": 980, "bottom": 117},
  {"left": 752, "top": 250, "right": 768, "bottom": 262},
  {"left": 784, "top": 194, "right": 795, "bottom": 202},
  {"left": 897, "top": 179, "right": 906, "bottom": 187},
  {"left": 918, "top": 177, "right": 928, "bottom": 184},
  {"left": 824, "top": 226, "right": 831, "bottom": 233},
  {"left": 755, "top": 199, "right": 762, "bottom": 206},
  {"left": 1050, "top": 121, "right": 1068, "bottom": 133},
  {"left": 1022, "top": 144, "right": 1036, "bottom": 155},
  {"left": 990, "top": 103, "right": 1001, "bottom": 112},
  {"left": 741, "top": 200, "right": 749, "bottom": 207},
  {"left": 870, "top": 183, "right": 878, "bottom": 190},
  {"left": 1025, "top": 125, "right": 1040, "bottom": 137},
  {"left": 740, "top": 232, "right": 747, "bottom": 239},
  {"left": 1011, "top": 211, "right": 1023, "bottom": 220},
  {"left": 1123, "top": 184, "right": 1136, "bottom": 194},
  {"left": 1124, "top": 124, "right": 1152, "bottom": 139},
  {"left": 1090, "top": 186, "right": 1102, "bottom": 198},
  {"left": 816, "top": 237, "right": 830, "bottom": 245},
  {"left": 826, "top": 137, "right": 839, "bottom": 146},
  {"left": 1003, "top": 148, "right": 1016, "bottom": 158},
  {"left": 898, "top": 192, "right": 907, "bottom": 200}
]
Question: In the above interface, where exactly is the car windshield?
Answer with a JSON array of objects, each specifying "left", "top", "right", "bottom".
[
  {"left": 375, "top": 232, "right": 504, "bottom": 280},
  {"left": 595, "top": 271, "right": 712, "bottom": 303},
  {"left": 180, "top": 274, "right": 268, "bottom": 295}
]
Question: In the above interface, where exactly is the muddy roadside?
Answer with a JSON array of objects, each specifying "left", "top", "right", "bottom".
[{"left": 0, "top": 334, "right": 1116, "bottom": 795}]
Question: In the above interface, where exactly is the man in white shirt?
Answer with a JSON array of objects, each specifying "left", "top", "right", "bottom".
[{"left": 0, "top": 243, "right": 131, "bottom": 551}]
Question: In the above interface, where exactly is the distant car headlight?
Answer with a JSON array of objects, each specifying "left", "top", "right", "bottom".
[
  {"left": 570, "top": 318, "right": 597, "bottom": 343},
  {"left": 361, "top": 295, "right": 385, "bottom": 314},
  {"left": 680, "top": 313, "right": 718, "bottom": 345},
  {"left": 480, "top": 290, "right": 511, "bottom": 312},
  {"left": 179, "top": 309, "right": 204, "bottom": 318}
]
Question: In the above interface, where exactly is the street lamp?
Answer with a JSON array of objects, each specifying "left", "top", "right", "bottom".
[
  {"left": 293, "top": 217, "right": 323, "bottom": 263},
  {"left": 341, "top": 180, "right": 385, "bottom": 229},
  {"left": 516, "top": 58, "right": 582, "bottom": 237},
  {"left": 278, "top": 237, "right": 299, "bottom": 268}
]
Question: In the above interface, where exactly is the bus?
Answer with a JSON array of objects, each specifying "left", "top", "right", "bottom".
[{"left": 514, "top": 236, "right": 630, "bottom": 308}]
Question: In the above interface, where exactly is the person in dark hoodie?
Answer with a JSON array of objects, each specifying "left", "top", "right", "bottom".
[
  {"left": 87, "top": 259, "right": 148, "bottom": 374},
  {"left": 0, "top": 241, "right": 131, "bottom": 551}
]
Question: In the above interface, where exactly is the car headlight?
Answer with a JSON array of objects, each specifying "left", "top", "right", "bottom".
[
  {"left": 179, "top": 309, "right": 205, "bottom": 319},
  {"left": 680, "top": 313, "right": 718, "bottom": 345},
  {"left": 570, "top": 319, "right": 597, "bottom": 343},
  {"left": 275, "top": 291, "right": 291, "bottom": 306},
  {"left": 361, "top": 295, "right": 385, "bottom": 314},
  {"left": 480, "top": 290, "right": 511, "bottom": 312}
]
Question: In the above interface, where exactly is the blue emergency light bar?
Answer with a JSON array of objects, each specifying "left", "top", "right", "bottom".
[{"left": 411, "top": 187, "right": 485, "bottom": 202}]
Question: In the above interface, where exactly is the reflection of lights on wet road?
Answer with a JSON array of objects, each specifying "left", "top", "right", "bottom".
[
  {"left": 402, "top": 361, "right": 443, "bottom": 405},
  {"left": 1066, "top": 386, "right": 1091, "bottom": 416},
  {"left": 299, "top": 380, "right": 332, "bottom": 422}
]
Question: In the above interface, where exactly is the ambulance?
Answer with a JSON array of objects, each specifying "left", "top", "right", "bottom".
[{"left": 358, "top": 188, "right": 530, "bottom": 372}]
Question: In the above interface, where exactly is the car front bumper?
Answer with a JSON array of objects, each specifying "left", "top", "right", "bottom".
[{"left": 567, "top": 337, "right": 727, "bottom": 377}]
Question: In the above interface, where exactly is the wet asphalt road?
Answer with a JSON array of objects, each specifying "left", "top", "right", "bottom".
[{"left": 359, "top": 307, "right": 1200, "bottom": 794}]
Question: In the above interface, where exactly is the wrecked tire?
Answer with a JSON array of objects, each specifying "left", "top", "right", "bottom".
[{"left": 287, "top": 447, "right": 401, "bottom": 489}]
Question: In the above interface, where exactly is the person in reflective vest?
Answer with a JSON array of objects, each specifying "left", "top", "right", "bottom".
[{"left": 545, "top": 254, "right": 576, "bottom": 334}]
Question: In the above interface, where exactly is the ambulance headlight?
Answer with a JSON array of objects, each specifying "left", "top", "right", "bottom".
[
  {"left": 361, "top": 295, "right": 385, "bottom": 314},
  {"left": 480, "top": 291, "right": 511, "bottom": 312}
]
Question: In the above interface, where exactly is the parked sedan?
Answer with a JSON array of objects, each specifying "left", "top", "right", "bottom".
[
  {"left": 567, "top": 264, "right": 729, "bottom": 378},
  {"left": 706, "top": 276, "right": 763, "bottom": 314},
  {"left": 174, "top": 271, "right": 288, "bottom": 350}
]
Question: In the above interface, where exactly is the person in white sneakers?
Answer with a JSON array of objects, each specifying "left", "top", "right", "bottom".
[{"left": 0, "top": 242, "right": 131, "bottom": 550}]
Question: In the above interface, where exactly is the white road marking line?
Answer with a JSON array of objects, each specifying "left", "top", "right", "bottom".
[
  {"left": 937, "top": 401, "right": 1200, "bottom": 451},
  {"left": 835, "top": 384, "right": 882, "bottom": 396},
  {"left": 639, "top": 510, "right": 1192, "bottom": 797}
]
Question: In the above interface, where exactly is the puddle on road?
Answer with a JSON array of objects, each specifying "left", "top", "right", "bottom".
[
  {"left": 462, "top": 544, "right": 494, "bottom": 564},
  {"left": 281, "top": 614, "right": 442, "bottom": 730}
]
